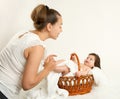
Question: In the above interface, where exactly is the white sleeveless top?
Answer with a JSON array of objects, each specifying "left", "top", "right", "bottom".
[{"left": 0, "top": 31, "right": 46, "bottom": 98}]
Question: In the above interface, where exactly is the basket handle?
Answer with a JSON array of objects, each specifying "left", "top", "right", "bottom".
[{"left": 70, "top": 53, "right": 80, "bottom": 71}]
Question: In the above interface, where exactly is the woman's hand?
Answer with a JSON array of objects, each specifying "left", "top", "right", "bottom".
[{"left": 44, "top": 55, "right": 57, "bottom": 71}]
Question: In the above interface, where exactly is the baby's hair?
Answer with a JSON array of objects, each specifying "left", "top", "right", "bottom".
[
  {"left": 31, "top": 4, "right": 61, "bottom": 31},
  {"left": 89, "top": 53, "right": 101, "bottom": 69}
]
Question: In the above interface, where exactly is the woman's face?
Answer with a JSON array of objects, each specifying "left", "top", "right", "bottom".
[
  {"left": 84, "top": 55, "right": 95, "bottom": 68},
  {"left": 48, "top": 16, "right": 63, "bottom": 39}
]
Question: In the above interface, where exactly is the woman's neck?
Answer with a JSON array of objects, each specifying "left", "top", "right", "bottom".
[{"left": 30, "top": 30, "right": 49, "bottom": 41}]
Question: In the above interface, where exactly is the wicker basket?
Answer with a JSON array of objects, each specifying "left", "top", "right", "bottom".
[{"left": 58, "top": 53, "right": 94, "bottom": 96}]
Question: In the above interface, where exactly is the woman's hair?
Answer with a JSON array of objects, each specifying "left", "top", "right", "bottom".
[
  {"left": 31, "top": 4, "right": 61, "bottom": 31},
  {"left": 89, "top": 53, "right": 101, "bottom": 69}
]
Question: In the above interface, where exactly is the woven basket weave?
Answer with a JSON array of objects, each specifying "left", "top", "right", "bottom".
[{"left": 58, "top": 53, "right": 94, "bottom": 96}]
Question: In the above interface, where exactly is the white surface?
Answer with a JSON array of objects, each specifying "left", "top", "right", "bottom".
[
  {"left": 19, "top": 83, "right": 120, "bottom": 99},
  {"left": 19, "top": 66, "right": 120, "bottom": 99}
]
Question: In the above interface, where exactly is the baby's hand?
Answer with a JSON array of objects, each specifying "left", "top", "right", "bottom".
[
  {"left": 75, "top": 67, "right": 91, "bottom": 77},
  {"left": 75, "top": 71, "right": 82, "bottom": 77}
]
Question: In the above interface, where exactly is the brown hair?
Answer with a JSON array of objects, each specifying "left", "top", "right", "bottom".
[
  {"left": 89, "top": 53, "right": 101, "bottom": 69},
  {"left": 31, "top": 4, "right": 61, "bottom": 31}
]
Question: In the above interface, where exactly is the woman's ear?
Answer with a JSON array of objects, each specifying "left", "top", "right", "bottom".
[{"left": 46, "top": 23, "right": 52, "bottom": 32}]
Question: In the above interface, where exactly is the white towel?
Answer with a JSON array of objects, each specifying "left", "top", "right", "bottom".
[
  {"left": 47, "top": 59, "right": 78, "bottom": 99},
  {"left": 25, "top": 58, "right": 78, "bottom": 99}
]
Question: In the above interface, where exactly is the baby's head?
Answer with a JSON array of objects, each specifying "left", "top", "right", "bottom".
[{"left": 84, "top": 53, "right": 101, "bottom": 69}]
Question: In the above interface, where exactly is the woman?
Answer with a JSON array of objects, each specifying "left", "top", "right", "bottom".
[{"left": 0, "top": 4, "right": 69, "bottom": 99}]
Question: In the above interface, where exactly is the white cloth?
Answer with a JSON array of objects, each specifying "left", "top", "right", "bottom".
[
  {"left": 90, "top": 67, "right": 109, "bottom": 86},
  {"left": 47, "top": 59, "right": 78, "bottom": 99},
  {"left": 0, "top": 31, "right": 46, "bottom": 99},
  {"left": 21, "top": 66, "right": 120, "bottom": 99},
  {"left": 26, "top": 58, "right": 78, "bottom": 99}
]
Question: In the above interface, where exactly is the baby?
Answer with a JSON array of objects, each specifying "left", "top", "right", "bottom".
[
  {"left": 74, "top": 53, "right": 101, "bottom": 77},
  {"left": 75, "top": 53, "right": 108, "bottom": 86}
]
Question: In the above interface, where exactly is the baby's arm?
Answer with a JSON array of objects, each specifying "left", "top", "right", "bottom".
[{"left": 75, "top": 64, "right": 91, "bottom": 77}]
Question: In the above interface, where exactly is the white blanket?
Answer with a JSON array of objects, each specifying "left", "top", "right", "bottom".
[
  {"left": 24, "top": 59, "right": 78, "bottom": 99},
  {"left": 91, "top": 67, "right": 109, "bottom": 86},
  {"left": 47, "top": 59, "right": 78, "bottom": 99}
]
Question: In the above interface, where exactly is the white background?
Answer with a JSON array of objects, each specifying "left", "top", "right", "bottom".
[{"left": 0, "top": 0, "right": 120, "bottom": 86}]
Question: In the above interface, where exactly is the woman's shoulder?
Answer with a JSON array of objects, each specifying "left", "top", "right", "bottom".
[{"left": 20, "top": 31, "right": 46, "bottom": 49}]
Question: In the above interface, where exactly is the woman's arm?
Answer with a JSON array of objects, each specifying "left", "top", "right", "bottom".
[{"left": 22, "top": 45, "right": 56, "bottom": 90}]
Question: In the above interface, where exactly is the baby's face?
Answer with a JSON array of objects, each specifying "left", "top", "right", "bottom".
[{"left": 84, "top": 55, "right": 95, "bottom": 68}]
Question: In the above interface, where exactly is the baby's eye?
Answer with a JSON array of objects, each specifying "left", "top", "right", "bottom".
[
  {"left": 60, "top": 25, "right": 62, "bottom": 28},
  {"left": 90, "top": 58, "right": 93, "bottom": 61},
  {"left": 86, "top": 57, "right": 89, "bottom": 59}
]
